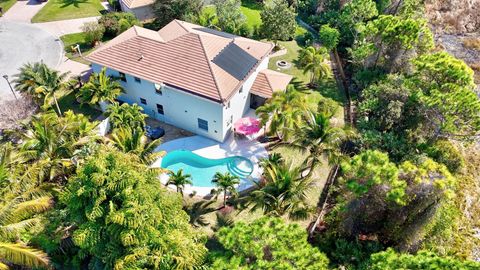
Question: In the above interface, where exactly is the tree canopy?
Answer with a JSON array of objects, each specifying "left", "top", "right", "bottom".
[
  {"left": 260, "top": 0, "right": 297, "bottom": 43},
  {"left": 210, "top": 217, "right": 329, "bottom": 269},
  {"left": 370, "top": 248, "right": 480, "bottom": 269},
  {"left": 62, "top": 147, "right": 206, "bottom": 269}
]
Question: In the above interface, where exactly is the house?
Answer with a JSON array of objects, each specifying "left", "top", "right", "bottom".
[
  {"left": 119, "top": 0, "right": 155, "bottom": 21},
  {"left": 86, "top": 20, "right": 292, "bottom": 142}
]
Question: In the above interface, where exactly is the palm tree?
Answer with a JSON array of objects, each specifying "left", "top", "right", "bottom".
[
  {"left": 249, "top": 162, "right": 313, "bottom": 220},
  {"left": 292, "top": 111, "right": 353, "bottom": 177},
  {"left": 166, "top": 169, "right": 193, "bottom": 196},
  {"left": 110, "top": 127, "right": 163, "bottom": 164},
  {"left": 256, "top": 85, "right": 306, "bottom": 141},
  {"left": 298, "top": 46, "right": 331, "bottom": 87},
  {"left": 76, "top": 68, "right": 123, "bottom": 106},
  {"left": 259, "top": 153, "right": 284, "bottom": 170},
  {"left": 19, "top": 111, "right": 98, "bottom": 183},
  {"left": 13, "top": 62, "right": 45, "bottom": 100},
  {"left": 105, "top": 102, "right": 147, "bottom": 130},
  {"left": 212, "top": 172, "right": 240, "bottom": 208},
  {"left": 13, "top": 62, "right": 70, "bottom": 115},
  {"left": 0, "top": 184, "right": 53, "bottom": 269},
  {"left": 183, "top": 200, "right": 216, "bottom": 227}
]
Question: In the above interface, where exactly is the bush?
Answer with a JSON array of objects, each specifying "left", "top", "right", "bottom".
[
  {"left": 98, "top": 12, "right": 141, "bottom": 37},
  {"left": 425, "top": 140, "right": 464, "bottom": 173},
  {"left": 314, "top": 236, "right": 384, "bottom": 270},
  {"left": 302, "top": 31, "right": 315, "bottom": 46},
  {"left": 370, "top": 248, "right": 480, "bottom": 269},
  {"left": 81, "top": 22, "right": 105, "bottom": 46}
]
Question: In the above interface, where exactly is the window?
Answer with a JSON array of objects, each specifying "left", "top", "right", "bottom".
[
  {"left": 119, "top": 72, "right": 126, "bottom": 82},
  {"left": 227, "top": 101, "right": 230, "bottom": 109},
  {"left": 198, "top": 118, "right": 208, "bottom": 131},
  {"left": 134, "top": 77, "right": 141, "bottom": 83},
  {"left": 140, "top": 98, "right": 147, "bottom": 105},
  {"left": 239, "top": 86, "right": 243, "bottom": 93},
  {"left": 156, "top": 104, "right": 164, "bottom": 115}
]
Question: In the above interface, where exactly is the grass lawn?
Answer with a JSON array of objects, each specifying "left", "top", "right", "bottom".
[
  {"left": 31, "top": 0, "right": 104, "bottom": 23},
  {"left": 202, "top": 0, "right": 262, "bottom": 31},
  {"left": 240, "top": 0, "right": 262, "bottom": 30},
  {"left": 185, "top": 25, "right": 346, "bottom": 236},
  {"left": 58, "top": 92, "right": 102, "bottom": 120},
  {"left": 60, "top": 32, "right": 112, "bottom": 65},
  {"left": 0, "top": 0, "right": 16, "bottom": 14}
]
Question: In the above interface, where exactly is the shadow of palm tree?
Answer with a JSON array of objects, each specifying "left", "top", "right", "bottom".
[
  {"left": 61, "top": 0, "right": 88, "bottom": 8},
  {"left": 315, "top": 79, "right": 346, "bottom": 103},
  {"left": 290, "top": 78, "right": 309, "bottom": 92}
]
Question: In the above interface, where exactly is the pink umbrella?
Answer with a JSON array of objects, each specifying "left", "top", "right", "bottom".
[{"left": 234, "top": 117, "right": 261, "bottom": 135}]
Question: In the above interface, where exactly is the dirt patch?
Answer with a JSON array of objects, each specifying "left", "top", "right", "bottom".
[
  {"left": 426, "top": 0, "right": 480, "bottom": 34},
  {"left": 436, "top": 33, "right": 480, "bottom": 89}
]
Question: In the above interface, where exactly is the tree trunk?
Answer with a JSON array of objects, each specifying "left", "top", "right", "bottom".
[
  {"left": 333, "top": 49, "right": 347, "bottom": 83},
  {"left": 53, "top": 95, "right": 62, "bottom": 116},
  {"left": 223, "top": 192, "right": 227, "bottom": 208}
]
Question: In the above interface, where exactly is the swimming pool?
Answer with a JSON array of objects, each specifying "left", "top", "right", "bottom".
[{"left": 161, "top": 150, "right": 254, "bottom": 187}]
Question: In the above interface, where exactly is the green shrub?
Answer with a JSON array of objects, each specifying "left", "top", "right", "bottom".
[
  {"left": 98, "top": 12, "right": 141, "bottom": 37},
  {"left": 81, "top": 22, "right": 105, "bottom": 46},
  {"left": 426, "top": 140, "right": 464, "bottom": 173},
  {"left": 370, "top": 248, "right": 480, "bottom": 269}
]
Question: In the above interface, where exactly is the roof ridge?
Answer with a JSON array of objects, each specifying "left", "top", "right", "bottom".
[
  {"left": 197, "top": 34, "right": 224, "bottom": 102},
  {"left": 174, "top": 19, "right": 190, "bottom": 33}
]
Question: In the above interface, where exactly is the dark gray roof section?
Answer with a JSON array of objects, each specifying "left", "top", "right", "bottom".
[{"left": 212, "top": 42, "right": 258, "bottom": 80}]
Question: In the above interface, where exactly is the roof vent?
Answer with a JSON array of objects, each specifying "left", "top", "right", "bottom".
[{"left": 138, "top": 54, "right": 144, "bottom": 61}]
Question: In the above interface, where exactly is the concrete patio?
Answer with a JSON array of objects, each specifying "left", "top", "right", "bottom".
[
  {"left": 152, "top": 133, "right": 268, "bottom": 197},
  {"left": 145, "top": 117, "right": 194, "bottom": 143}
]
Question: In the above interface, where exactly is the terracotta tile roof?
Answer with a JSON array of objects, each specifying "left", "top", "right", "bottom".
[
  {"left": 121, "top": 0, "right": 154, "bottom": 9},
  {"left": 86, "top": 20, "right": 274, "bottom": 103},
  {"left": 250, "top": 69, "right": 293, "bottom": 98}
]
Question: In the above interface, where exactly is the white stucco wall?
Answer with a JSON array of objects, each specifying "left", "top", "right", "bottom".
[
  {"left": 92, "top": 55, "right": 269, "bottom": 142},
  {"left": 221, "top": 56, "right": 269, "bottom": 139},
  {"left": 92, "top": 64, "right": 225, "bottom": 141}
]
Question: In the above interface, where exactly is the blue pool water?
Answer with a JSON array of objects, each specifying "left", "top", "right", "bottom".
[{"left": 161, "top": 150, "right": 254, "bottom": 187}]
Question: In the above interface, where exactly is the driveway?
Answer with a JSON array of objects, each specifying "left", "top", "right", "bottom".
[
  {"left": 35, "top": 16, "right": 100, "bottom": 36},
  {"left": 0, "top": 0, "right": 46, "bottom": 22},
  {"left": 0, "top": 21, "right": 63, "bottom": 101}
]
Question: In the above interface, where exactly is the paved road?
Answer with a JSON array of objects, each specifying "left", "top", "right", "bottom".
[
  {"left": 0, "top": 0, "right": 99, "bottom": 100},
  {"left": 0, "top": 21, "right": 63, "bottom": 101}
]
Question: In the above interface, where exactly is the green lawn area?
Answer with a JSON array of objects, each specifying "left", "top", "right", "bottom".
[
  {"left": 58, "top": 92, "right": 102, "bottom": 120},
  {"left": 202, "top": 0, "right": 262, "bottom": 31},
  {"left": 0, "top": 0, "right": 16, "bottom": 14},
  {"left": 31, "top": 0, "right": 104, "bottom": 23},
  {"left": 268, "top": 27, "right": 309, "bottom": 81},
  {"left": 60, "top": 32, "right": 112, "bottom": 65},
  {"left": 240, "top": 0, "right": 262, "bottom": 30},
  {"left": 186, "top": 25, "right": 346, "bottom": 236}
]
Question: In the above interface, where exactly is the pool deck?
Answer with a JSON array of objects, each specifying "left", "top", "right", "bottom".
[{"left": 152, "top": 134, "right": 268, "bottom": 196}]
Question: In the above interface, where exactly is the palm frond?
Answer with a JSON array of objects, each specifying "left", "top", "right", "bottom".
[
  {"left": 11, "top": 196, "right": 52, "bottom": 222},
  {"left": 0, "top": 242, "right": 50, "bottom": 269}
]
